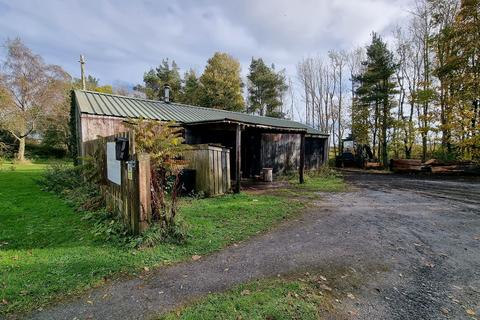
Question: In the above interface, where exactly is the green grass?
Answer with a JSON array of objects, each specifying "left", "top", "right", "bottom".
[
  {"left": 0, "top": 162, "right": 307, "bottom": 315},
  {"left": 159, "top": 274, "right": 333, "bottom": 320}
]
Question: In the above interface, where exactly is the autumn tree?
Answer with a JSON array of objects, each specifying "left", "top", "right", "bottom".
[
  {"left": 445, "top": 0, "right": 480, "bottom": 158},
  {"left": 247, "top": 58, "right": 288, "bottom": 118},
  {"left": 199, "top": 52, "right": 244, "bottom": 111},
  {"left": 0, "top": 38, "right": 70, "bottom": 161},
  {"left": 126, "top": 119, "right": 187, "bottom": 230}
]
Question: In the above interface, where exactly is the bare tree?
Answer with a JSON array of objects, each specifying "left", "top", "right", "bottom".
[{"left": 0, "top": 38, "right": 70, "bottom": 161}]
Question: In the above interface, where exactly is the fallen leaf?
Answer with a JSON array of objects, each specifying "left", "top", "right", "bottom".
[
  {"left": 347, "top": 293, "right": 355, "bottom": 300},
  {"left": 143, "top": 267, "right": 150, "bottom": 272},
  {"left": 425, "top": 262, "right": 435, "bottom": 268},
  {"left": 86, "top": 300, "right": 93, "bottom": 305},
  {"left": 320, "top": 284, "right": 333, "bottom": 292},
  {"left": 466, "top": 309, "right": 476, "bottom": 316},
  {"left": 319, "top": 275, "right": 327, "bottom": 281},
  {"left": 192, "top": 255, "right": 201, "bottom": 261},
  {"left": 440, "top": 308, "right": 449, "bottom": 315},
  {"left": 241, "top": 289, "right": 250, "bottom": 296},
  {"left": 474, "top": 236, "right": 480, "bottom": 240},
  {"left": 1, "top": 299, "right": 8, "bottom": 305}
]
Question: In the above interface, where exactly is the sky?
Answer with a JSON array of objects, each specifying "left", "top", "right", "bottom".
[{"left": 0, "top": 0, "right": 413, "bottom": 115}]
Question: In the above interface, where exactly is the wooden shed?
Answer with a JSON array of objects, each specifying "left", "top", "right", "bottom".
[{"left": 72, "top": 90, "right": 329, "bottom": 194}]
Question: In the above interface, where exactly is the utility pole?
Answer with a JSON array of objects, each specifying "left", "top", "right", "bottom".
[{"left": 79, "top": 54, "right": 86, "bottom": 90}]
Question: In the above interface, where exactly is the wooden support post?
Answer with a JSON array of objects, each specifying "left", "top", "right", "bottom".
[
  {"left": 299, "top": 132, "right": 305, "bottom": 184},
  {"left": 235, "top": 124, "right": 242, "bottom": 193},
  {"left": 323, "top": 137, "right": 329, "bottom": 165},
  {"left": 136, "top": 153, "right": 151, "bottom": 233}
]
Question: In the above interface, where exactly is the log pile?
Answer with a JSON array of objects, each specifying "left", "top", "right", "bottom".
[
  {"left": 424, "top": 159, "right": 478, "bottom": 174},
  {"left": 365, "top": 161, "right": 382, "bottom": 169},
  {"left": 390, "top": 159, "right": 423, "bottom": 173},
  {"left": 390, "top": 158, "right": 479, "bottom": 174}
]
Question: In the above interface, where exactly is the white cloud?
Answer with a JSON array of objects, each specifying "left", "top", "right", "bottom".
[{"left": 0, "top": 0, "right": 413, "bottom": 90}]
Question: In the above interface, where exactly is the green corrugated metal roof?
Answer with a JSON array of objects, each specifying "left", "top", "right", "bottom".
[{"left": 74, "top": 90, "right": 328, "bottom": 136}]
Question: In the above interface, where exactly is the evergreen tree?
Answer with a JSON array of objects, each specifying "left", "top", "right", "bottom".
[
  {"left": 136, "top": 59, "right": 182, "bottom": 102},
  {"left": 73, "top": 75, "right": 113, "bottom": 93},
  {"left": 198, "top": 52, "right": 244, "bottom": 111},
  {"left": 181, "top": 69, "right": 200, "bottom": 105},
  {"left": 355, "top": 33, "right": 398, "bottom": 166},
  {"left": 247, "top": 58, "right": 288, "bottom": 118}
]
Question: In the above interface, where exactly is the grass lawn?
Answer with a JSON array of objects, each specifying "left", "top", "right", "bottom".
[{"left": 0, "top": 162, "right": 345, "bottom": 316}]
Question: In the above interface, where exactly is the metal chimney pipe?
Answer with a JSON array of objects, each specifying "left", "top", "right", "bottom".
[
  {"left": 164, "top": 84, "right": 170, "bottom": 103},
  {"left": 79, "top": 54, "right": 86, "bottom": 90}
]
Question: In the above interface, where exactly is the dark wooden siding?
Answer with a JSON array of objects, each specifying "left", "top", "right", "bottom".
[
  {"left": 305, "top": 137, "right": 327, "bottom": 170},
  {"left": 260, "top": 133, "right": 301, "bottom": 174}
]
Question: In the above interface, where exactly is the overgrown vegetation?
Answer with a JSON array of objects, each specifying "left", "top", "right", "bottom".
[
  {"left": 39, "top": 162, "right": 186, "bottom": 247},
  {"left": 1, "top": 162, "right": 310, "bottom": 315}
]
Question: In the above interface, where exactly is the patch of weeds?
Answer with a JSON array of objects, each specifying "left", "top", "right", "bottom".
[
  {"left": 39, "top": 163, "right": 190, "bottom": 248},
  {"left": 160, "top": 264, "right": 389, "bottom": 320}
]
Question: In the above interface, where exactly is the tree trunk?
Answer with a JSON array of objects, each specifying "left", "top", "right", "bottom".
[
  {"left": 382, "top": 101, "right": 388, "bottom": 167},
  {"left": 17, "top": 137, "right": 26, "bottom": 161}
]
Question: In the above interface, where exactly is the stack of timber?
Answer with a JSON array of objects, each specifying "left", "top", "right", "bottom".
[
  {"left": 365, "top": 161, "right": 382, "bottom": 169},
  {"left": 424, "top": 159, "right": 479, "bottom": 174},
  {"left": 390, "top": 159, "right": 423, "bottom": 173}
]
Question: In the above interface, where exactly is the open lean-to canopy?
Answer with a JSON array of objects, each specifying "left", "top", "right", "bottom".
[{"left": 74, "top": 90, "right": 328, "bottom": 136}]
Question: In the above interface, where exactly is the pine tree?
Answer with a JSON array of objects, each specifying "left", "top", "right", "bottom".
[
  {"left": 198, "top": 52, "right": 244, "bottom": 112},
  {"left": 136, "top": 59, "right": 182, "bottom": 102},
  {"left": 247, "top": 58, "right": 288, "bottom": 118},
  {"left": 181, "top": 69, "right": 200, "bottom": 106},
  {"left": 355, "top": 33, "right": 398, "bottom": 166}
]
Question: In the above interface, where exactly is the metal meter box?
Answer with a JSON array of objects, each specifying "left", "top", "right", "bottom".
[{"left": 115, "top": 137, "right": 129, "bottom": 161}]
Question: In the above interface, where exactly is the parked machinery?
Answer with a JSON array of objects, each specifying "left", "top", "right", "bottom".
[{"left": 335, "top": 135, "right": 375, "bottom": 168}]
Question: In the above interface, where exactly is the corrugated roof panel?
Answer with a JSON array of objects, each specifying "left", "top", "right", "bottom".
[{"left": 74, "top": 90, "right": 328, "bottom": 136}]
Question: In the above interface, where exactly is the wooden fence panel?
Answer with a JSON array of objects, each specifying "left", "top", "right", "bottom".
[{"left": 81, "top": 131, "right": 151, "bottom": 235}]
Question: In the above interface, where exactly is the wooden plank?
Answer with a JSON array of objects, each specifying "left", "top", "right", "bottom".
[
  {"left": 137, "top": 153, "right": 151, "bottom": 233},
  {"left": 235, "top": 125, "right": 242, "bottom": 193},
  {"left": 299, "top": 133, "right": 305, "bottom": 184},
  {"left": 225, "top": 148, "right": 231, "bottom": 191},
  {"left": 216, "top": 149, "right": 222, "bottom": 194}
]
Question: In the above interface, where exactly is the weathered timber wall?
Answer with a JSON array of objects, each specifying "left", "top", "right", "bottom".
[
  {"left": 79, "top": 114, "right": 127, "bottom": 156},
  {"left": 184, "top": 144, "right": 231, "bottom": 196},
  {"left": 305, "top": 137, "right": 327, "bottom": 170},
  {"left": 82, "top": 132, "right": 151, "bottom": 235},
  {"left": 260, "top": 133, "right": 301, "bottom": 174}
]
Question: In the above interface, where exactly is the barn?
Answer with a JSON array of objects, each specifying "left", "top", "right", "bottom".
[{"left": 72, "top": 90, "right": 329, "bottom": 193}]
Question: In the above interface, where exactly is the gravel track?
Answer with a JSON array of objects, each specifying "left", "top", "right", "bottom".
[{"left": 24, "top": 172, "right": 480, "bottom": 320}]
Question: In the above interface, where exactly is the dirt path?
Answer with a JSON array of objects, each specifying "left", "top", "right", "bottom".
[{"left": 26, "top": 172, "right": 480, "bottom": 320}]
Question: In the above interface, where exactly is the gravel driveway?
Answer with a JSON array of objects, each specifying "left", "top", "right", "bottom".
[{"left": 26, "top": 172, "right": 480, "bottom": 320}]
